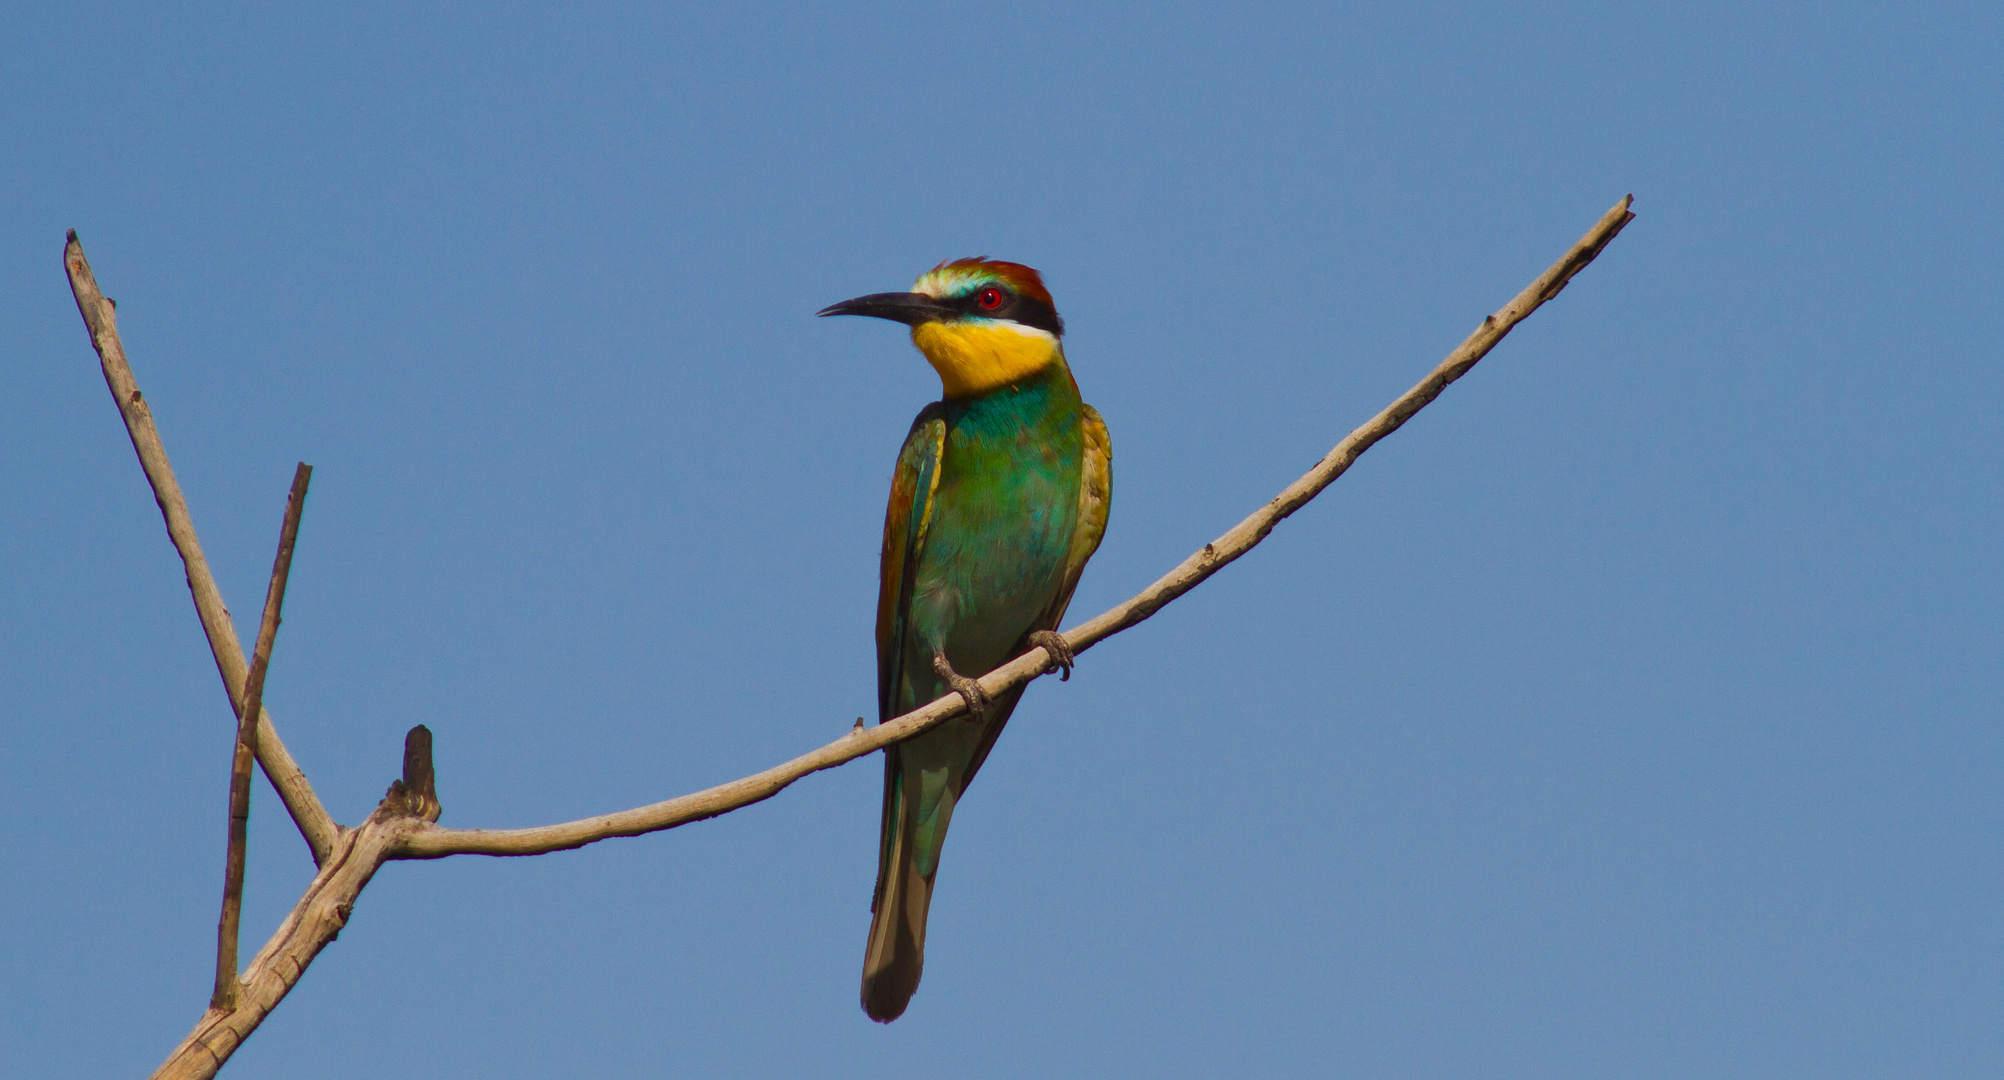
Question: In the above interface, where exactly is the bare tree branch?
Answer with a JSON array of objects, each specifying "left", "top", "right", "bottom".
[
  {"left": 396, "top": 194, "right": 1638, "bottom": 860},
  {"left": 153, "top": 802, "right": 427, "bottom": 1080},
  {"left": 63, "top": 233, "right": 341, "bottom": 866},
  {"left": 211, "top": 464, "right": 312, "bottom": 1012},
  {"left": 106, "top": 196, "right": 1633, "bottom": 1079}
]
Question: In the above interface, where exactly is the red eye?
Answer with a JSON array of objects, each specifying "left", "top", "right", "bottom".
[{"left": 976, "top": 287, "right": 1004, "bottom": 310}]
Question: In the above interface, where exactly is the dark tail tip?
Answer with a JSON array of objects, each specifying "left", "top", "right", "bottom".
[
  {"left": 860, "top": 913, "right": 924, "bottom": 1022},
  {"left": 862, "top": 969, "right": 917, "bottom": 1023}
]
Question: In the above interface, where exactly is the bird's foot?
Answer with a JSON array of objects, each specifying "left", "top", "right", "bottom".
[
  {"left": 932, "top": 654, "right": 991, "bottom": 721},
  {"left": 1026, "top": 631, "right": 1075, "bottom": 681}
]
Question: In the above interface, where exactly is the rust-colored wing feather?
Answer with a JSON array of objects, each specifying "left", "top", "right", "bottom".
[{"left": 876, "top": 404, "right": 948, "bottom": 722}]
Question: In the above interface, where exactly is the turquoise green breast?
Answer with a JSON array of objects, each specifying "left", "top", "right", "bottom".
[{"left": 904, "top": 363, "right": 1084, "bottom": 696}]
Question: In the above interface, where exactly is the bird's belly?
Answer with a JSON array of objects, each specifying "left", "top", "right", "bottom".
[{"left": 908, "top": 474, "right": 1076, "bottom": 681}]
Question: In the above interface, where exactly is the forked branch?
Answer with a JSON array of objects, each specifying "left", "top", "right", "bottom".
[{"left": 78, "top": 195, "right": 1633, "bottom": 1080}]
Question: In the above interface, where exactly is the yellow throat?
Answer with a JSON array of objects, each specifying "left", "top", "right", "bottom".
[{"left": 911, "top": 321, "right": 1065, "bottom": 398}]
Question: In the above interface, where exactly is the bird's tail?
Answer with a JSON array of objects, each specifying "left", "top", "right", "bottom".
[
  {"left": 861, "top": 756, "right": 933, "bottom": 1023},
  {"left": 860, "top": 683, "right": 1027, "bottom": 1022}
]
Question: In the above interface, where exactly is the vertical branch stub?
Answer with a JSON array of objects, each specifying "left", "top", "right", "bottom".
[{"left": 384, "top": 725, "right": 441, "bottom": 822}]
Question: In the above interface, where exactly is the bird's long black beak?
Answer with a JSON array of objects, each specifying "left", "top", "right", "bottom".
[{"left": 817, "top": 291, "right": 957, "bottom": 326}]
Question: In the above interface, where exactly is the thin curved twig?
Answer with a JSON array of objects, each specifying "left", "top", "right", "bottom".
[{"left": 396, "top": 194, "right": 1637, "bottom": 860}]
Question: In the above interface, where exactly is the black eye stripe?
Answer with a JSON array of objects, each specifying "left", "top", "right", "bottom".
[{"left": 946, "top": 286, "right": 1066, "bottom": 336}]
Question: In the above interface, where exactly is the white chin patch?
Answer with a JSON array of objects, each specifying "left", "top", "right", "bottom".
[{"left": 997, "top": 322, "right": 1059, "bottom": 345}]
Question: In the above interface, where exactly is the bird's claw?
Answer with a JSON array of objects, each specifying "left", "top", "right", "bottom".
[
  {"left": 933, "top": 654, "right": 991, "bottom": 721},
  {"left": 1026, "top": 631, "right": 1075, "bottom": 681}
]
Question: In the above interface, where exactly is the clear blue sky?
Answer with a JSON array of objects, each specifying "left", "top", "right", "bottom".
[{"left": 3, "top": 3, "right": 1998, "bottom": 1077}]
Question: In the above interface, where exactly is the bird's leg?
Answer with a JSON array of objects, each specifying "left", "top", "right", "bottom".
[
  {"left": 1025, "top": 630, "right": 1075, "bottom": 681},
  {"left": 933, "top": 652, "right": 991, "bottom": 721}
]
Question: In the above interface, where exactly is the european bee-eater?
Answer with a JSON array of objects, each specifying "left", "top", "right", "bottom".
[{"left": 820, "top": 258, "right": 1111, "bottom": 1022}]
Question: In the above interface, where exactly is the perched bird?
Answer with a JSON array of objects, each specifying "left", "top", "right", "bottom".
[{"left": 820, "top": 258, "right": 1111, "bottom": 1022}]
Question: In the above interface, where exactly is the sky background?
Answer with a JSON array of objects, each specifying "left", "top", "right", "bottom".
[{"left": 3, "top": 2, "right": 2000, "bottom": 1077}]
